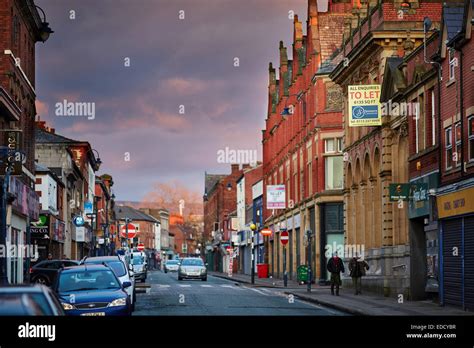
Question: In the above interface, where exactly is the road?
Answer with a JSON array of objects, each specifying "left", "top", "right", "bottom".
[{"left": 134, "top": 270, "right": 347, "bottom": 316}]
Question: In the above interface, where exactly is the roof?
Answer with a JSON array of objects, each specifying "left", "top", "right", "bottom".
[
  {"left": 204, "top": 173, "right": 226, "bottom": 194},
  {"left": 380, "top": 57, "right": 406, "bottom": 102},
  {"left": 35, "top": 127, "right": 83, "bottom": 144},
  {"left": 443, "top": 4, "right": 465, "bottom": 41},
  {"left": 114, "top": 205, "right": 159, "bottom": 223},
  {"left": 61, "top": 264, "right": 109, "bottom": 272}
]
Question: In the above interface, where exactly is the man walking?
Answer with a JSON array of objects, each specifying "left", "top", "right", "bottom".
[
  {"left": 326, "top": 252, "right": 345, "bottom": 296},
  {"left": 349, "top": 255, "right": 369, "bottom": 295}
]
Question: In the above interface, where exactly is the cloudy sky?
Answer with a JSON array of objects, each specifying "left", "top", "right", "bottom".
[{"left": 35, "top": 0, "right": 307, "bottom": 201}]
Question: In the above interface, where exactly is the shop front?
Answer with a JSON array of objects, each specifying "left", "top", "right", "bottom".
[
  {"left": 437, "top": 181, "right": 474, "bottom": 311},
  {"left": 408, "top": 172, "right": 439, "bottom": 300}
]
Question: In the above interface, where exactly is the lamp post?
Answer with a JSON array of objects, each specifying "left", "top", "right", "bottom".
[
  {"left": 124, "top": 217, "right": 132, "bottom": 250},
  {"left": 250, "top": 223, "right": 257, "bottom": 284},
  {"left": 306, "top": 229, "right": 313, "bottom": 292}
]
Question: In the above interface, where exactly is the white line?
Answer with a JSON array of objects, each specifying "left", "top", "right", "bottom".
[
  {"left": 249, "top": 288, "right": 269, "bottom": 296},
  {"left": 178, "top": 284, "right": 191, "bottom": 288},
  {"left": 220, "top": 285, "right": 234, "bottom": 288},
  {"left": 158, "top": 284, "right": 170, "bottom": 288},
  {"left": 200, "top": 285, "right": 213, "bottom": 288}
]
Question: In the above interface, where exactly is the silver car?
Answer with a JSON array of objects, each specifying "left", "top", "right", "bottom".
[
  {"left": 163, "top": 260, "right": 180, "bottom": 273},
  {"left": 178, "top": 258, "right": 207, "bottom": 281}
]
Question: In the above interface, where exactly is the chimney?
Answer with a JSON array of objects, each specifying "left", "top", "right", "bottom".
[
  {"left": 268, "top": 62, "right": 277, "bottom": 115},
  {"left": 231, "top": 164, "right": 239, "bottom": 174},
  {"left": 278, "top": 41, "right": 289, "bottom": 98}
]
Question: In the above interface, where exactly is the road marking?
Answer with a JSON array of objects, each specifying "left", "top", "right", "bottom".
[
  {"left": 200, "top": 285, "right": 213, "bottom": 288},
  {"left": 220, "top": 285, "right": 234, "bottom": 288},
  {"left": 158, "top": 284, "right": 170, "bottom": 288},
  {"left": 249, "top": 288, "right": 269, "bottom": 296},
  {"left": 178, "top": 284, "right": 191, "bottom": 287}
]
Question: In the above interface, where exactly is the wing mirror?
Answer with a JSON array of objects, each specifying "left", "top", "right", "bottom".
[{"left": 122, "top": 281, "right": 132, "bottom": 288}]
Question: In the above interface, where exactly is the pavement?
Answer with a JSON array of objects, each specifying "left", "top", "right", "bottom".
[
  {"left": 210, "top": 271, "right": 473, "bottom": 316},
  {"left": 133, "top": 270, "right": 346, "bottom": 315}
]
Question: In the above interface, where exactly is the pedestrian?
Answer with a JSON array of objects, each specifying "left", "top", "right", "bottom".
[
  {"left": 349, "top": 254, "right": 369, "bottom": 295},
  {"left": 62, "top": 254, "right": 70, "bottom": 260},
  {"left": 47, "top": 253, "right": 53, "bottom": 260},
  {"left": 151, "top": 251, "right": 156, "bottom": 270},
  {"left": 326, "top": 252, "right": 345, "bottom": 296}
]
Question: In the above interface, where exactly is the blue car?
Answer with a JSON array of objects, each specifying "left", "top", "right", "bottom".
[{"left": 53, "top": 264, "right": 132, "bottom": 316}]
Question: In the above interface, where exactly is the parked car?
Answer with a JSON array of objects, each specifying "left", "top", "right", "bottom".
[
  {"left": 30, "top": 259, "right": 80, "bottom": 286},
  {"left": 54, "top": 264, "right": 132, "bottom": 316},
  {"left": 80, "top": 256, "right": 136, "bottom": 311},
  {"left": 0, "top": 285, "right": 65, "bottom": 316},
  {"left": 163, "top": 259, "right": 180, "bottom": 273},
  {"left": 131, "top": 253, "right": 147, "bottom": 282},
  {"left": 178, "top": 258, "right": 207, "bottom": 281}
]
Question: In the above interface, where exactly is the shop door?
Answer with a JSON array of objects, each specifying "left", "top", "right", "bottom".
[
  {"left": 442, "top": 219, "right": 463, "bottom": 307},
  {"left": 464, "top": 216, "right": 474, "bottom": 311},
  {"left": 289, "top": 230, "right": 293, "bottom": 280},
  {"left": 295, "top": 228, "right": 301, "bottom": 268}
]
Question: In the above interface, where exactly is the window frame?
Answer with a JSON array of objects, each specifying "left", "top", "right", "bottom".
[
  {"left": 445, "top": 126, "right": 453, "bottom": 170},
  {"left": 469, "top": 116, "right": 474, "bottom": 162}
]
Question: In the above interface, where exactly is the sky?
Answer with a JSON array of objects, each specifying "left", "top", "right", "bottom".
[{"left": 35, "top": 0, "right": 307, "bottom": 201}]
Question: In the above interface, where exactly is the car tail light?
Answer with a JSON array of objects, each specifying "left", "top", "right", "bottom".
[{"left": 29, "top": 267, "right": 33, "bottom": 274}]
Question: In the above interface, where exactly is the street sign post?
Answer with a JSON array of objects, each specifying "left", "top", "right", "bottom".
[
  {"left": 137, "top": 243, "right": 145, "bottom": 252},
  {"left": 281, "top": 230, "right": 289, "bottom": 287}
]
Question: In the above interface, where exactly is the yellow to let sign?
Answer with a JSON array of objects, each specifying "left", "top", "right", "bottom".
[
  {"left": 348, "top": 85, "right": 382, "bottom": 127},
  {"left": 437, "top": 187, "right": 474, "bottom": 219}
]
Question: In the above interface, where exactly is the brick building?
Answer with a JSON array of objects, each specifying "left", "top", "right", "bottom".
[
  {"left": 330, "top": 0, "right": 443, "bottom": 297},
  {"left": 203, "top": 164, "right": 243, "bottom": 272},
  {"left": 434, "top": 0, "right": 474, "bottom": 311},
  {"left": 262, "top": 0, "right": 353, "bottom": 282},
  {"left": 0, "top": 0, "right": 52, "bottom": 283}
]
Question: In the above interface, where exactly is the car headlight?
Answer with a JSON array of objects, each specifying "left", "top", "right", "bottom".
[
  {"left": 201, "top": 269, "right": 207, "bottom": 274},
  {"left": 108, "top": 298, "right": 127, "bottom": 307},
  {"left": 62, "top": 302, "right": 75, "bottom": 310}
]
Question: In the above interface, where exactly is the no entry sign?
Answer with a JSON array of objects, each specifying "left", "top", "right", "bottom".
[
  {"left": 261, "top": 228, "right": 272, "bottom": 236},
  {"left": 120, "top": 223, "right": 137, "bottom": 239},
  {"left": 280, "top": 230, "right": 289, "bottom": 245},
  {"left": 137, "top": 243, "right": 145, "bottom": 251}
]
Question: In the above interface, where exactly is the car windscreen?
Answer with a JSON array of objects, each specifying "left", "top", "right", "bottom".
[
  {"left": 166, "top": 260, "right": 178, "bottom": 265},
  {"left": 58, "top": 270, "right": 121, "bottom": 292},
  {"left": 85, "top": 260, "right": 127, "bottom": 277},
  {"left": 132, "top": 257, "right": 144, "bottom": 265},
  {"left": 181, "top": 259, "right": 204, "bottom": 266}
]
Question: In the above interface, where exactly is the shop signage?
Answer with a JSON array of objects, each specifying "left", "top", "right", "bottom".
[
  {"left": 0, "top": 130, "right": 23, "bottom": 175},
  {"left": 389, "top": 183, "right": 410, "bottom": 201},
  {"left": 266, "top": 185, "right": 286, "bottom": 209},
  {"left": 75, "top": 226, "right": 86, "bottom": 242},
  {"left": 437, "top": 187, "right": 474, "bottom": 219},
  {"left": 9, "top": 176, "right": 39, "bottom": 220},
  {"left": 348, "top": 85, "right": 382, "bottom": 127}
]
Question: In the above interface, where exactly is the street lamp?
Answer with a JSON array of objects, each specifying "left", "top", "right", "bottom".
[
  {"left": 86, "top": 148, "right": 102, "bottom": 171},
  {"left": 35, "top": 6, "right": 54, "bottom": 42}
]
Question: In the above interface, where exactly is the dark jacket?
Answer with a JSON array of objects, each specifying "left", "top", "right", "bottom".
[
  {"left": 327, "top": 257, "right": 345, "bottom": 274},
  {"left": 349, "top": 258, "right": 369, "bottom": 277}
]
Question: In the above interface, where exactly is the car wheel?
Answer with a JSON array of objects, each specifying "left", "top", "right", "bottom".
[
  {"left": 164, "top": 270, "right": 167, "bottom": 273},
  {"left": 202, "top": 277, "right": 207, "bottom": 281},
  {"left": 178, "top": 276, "right": 183, "bottom": 281},
  {"left": 34, "top": 276, "right": 49, "bottom": 286}
]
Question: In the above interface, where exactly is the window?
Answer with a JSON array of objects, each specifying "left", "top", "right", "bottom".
[
  {"left": 325, "top": 139, "right": 335, "bottom": 153},
  {"left": 455, "top": 122, "right": 461, "bottom": 167},
  {"left": 445, "top": 127, "right": 453, "bottom": 170},
  {"left": 414, "top": 94, "right": 425, "bottom": 153},
  {"left": 469, "top": 116, "right": 474, "bottom": 162},
  {"left": 337, "top": 138, "right": 343, "bottom": 152},
  {"left": 449, "top": 49, "right": 456, "bottom": 81},
  {"left": 325, "top": 156, "right": 343, "bottom": 190}
]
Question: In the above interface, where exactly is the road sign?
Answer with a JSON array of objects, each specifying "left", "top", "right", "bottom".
[
  {"left": 280, "top": 230, "right": 289, "bottom": 245},
  {"left": 120, "top": 223, "right": 137, "bottom": 239},
  {"left": 73, "top": 215, "right": 85, "bottom": 227},
  {"left": 137, "top": 243, "right": 145, "bottom": 251},
  {"left": 261, "top": 228, "right": 272, "bottom": 236}
]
